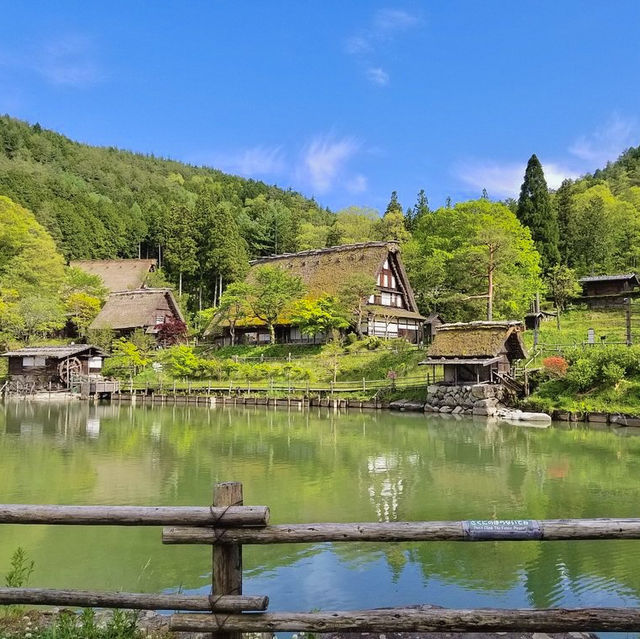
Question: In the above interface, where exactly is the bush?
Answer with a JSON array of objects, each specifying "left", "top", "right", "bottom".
[
  {"left": 565, "top": 358, "right": 598, "bottom": 391},
  {"left": 542, "top": 356, "right": 568, "bottom": 378},
  {"left": 601, "top": 362, "right": 625, "bottom": 386}
]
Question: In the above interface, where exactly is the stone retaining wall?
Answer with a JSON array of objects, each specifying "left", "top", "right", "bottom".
[{"left": 424, "top": 383, "right": 511, "bottom": 416}]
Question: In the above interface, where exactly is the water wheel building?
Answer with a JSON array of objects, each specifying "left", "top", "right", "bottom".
[
  {"left": 1, "top": 345, "right": 108, "bottom": 390},
  {"left": 208, "top": 241, "right": 426, "bottom": 344},
  {"left": 420, "top": 321, "right": 527, "bottom": 384}
]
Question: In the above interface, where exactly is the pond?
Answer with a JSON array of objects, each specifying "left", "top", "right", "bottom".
[{"left": 1, "top": 401, "right": 640, "bottom": 617}]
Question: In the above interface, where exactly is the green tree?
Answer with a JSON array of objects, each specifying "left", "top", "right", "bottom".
[
  {"left": 405, "top": 189, "right": 429, "bottom": 232},
  {"left": 103, "top": 338, "right": 150, "bottom": 379},
  {"left": 212, "top": 282, "right": 253, "bottom": 345},
  {"left": 409, "top": 199, "right": 542, "bottom": 321},
  {"left": 516, "top": 154, "right": 560, "bottom": 270},
  {"left": 248, "top": 266, "right": 305, "bottom": 343},
  {"left": 163, "top": 204, "right": 199, "bottom": 297},
  {"left": 385, "top": 191, "right": 403, "bottom": 215},
  {"left": 338, "top": 274, "right": 377, "bottom": 338},
  {"left": 545, "top": 264, "right": 580, "bottom": 328},
  {"left": 375, "top": 210, "right": 411, "bottom": 243},
  {"left": 66, "top": 292, "right": 102, "bottom": 337},
  {"left": 290, "top": 296, "right": 350, "bottom": 341},
  {"left": 330, "top": 207, "right": 379, "bottom": 245}
]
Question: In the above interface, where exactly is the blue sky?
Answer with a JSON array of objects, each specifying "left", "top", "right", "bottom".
[{"left": 1, "top": 1, "right": 640, "bottom": 213}]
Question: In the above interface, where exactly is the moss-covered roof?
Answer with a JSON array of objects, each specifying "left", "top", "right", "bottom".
[
  {"left": 70, "top": 259, "right": 156, "bottom": 292},
  {"left": 426, "top": 321, "right": 527, "bottom": 360}
]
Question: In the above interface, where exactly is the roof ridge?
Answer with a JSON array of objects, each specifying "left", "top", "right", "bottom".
[{"left": 249, "top": 241, "right": 398, "bottom": 264}]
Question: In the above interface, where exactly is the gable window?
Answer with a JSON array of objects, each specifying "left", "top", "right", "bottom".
[{"left": 155, "top": 315, "right": 165, "bottom": 325}]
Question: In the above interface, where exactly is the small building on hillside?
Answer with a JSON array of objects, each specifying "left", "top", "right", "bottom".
[
  {"left": 419, "top": 321, "right": 527, "bottom": 384},
  {"left": 578, "top": 273, "right": 640, "bottom": 308},
  {"left": 207, "top": 241, "right": 426, "bottom": 345},
  {"left": 70, "top": 259, "right": 157, "bottom": 292},
  {"left": 423, "top": 313, "right": 445, "bottom": 343},
  {"left": 1, "top": 345, "right": 108, "bottom": 389},
  {"left": 89, "top": 288, "right": 184, "bottom": 338}
]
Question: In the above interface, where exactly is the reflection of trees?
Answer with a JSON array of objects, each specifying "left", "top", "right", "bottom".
[{"left": 2, "top": 403, "right": 640, "bottom": 605}]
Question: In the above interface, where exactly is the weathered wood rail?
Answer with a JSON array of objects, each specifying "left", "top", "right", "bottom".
[{"left": 2, "top": 482, "right": 640, "bottom": 634}]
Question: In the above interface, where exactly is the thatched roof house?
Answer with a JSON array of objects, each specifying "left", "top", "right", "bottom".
[
  {"left": 70, "top": 259, "right": 156, "bottom": 292},
  {"left": 209, "top": 241, "right": 426, "bottom": 344},
  {"left": 420, "top": 321, "right": 527, "bottom": 384},
  {"left": 90, "top": 288, "right": 184, "bottom": 336}
]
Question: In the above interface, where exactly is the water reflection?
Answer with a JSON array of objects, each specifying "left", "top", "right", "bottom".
[{"left": 1, "top": 401, "right": 640, "bottom": 613}]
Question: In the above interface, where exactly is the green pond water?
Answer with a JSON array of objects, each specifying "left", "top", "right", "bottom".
[{"left": 2, "top": 400, "right": 640, "bottom": 617}]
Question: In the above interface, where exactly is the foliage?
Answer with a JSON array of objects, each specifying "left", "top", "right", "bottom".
[
  {"left": 87, "top": 327, "right": 116, "bottom": 352},
  {"left": 102, "top": 338, "right": 150, "bottom": 378},
  {"left": 338, "top": 273, "right": 377, "bottom": 338},
  {"left": 289, "top": 295, "right": 350, "bottom": 340},
  {"left": 517, "top": 154, "right": 559, "bottom": 270},
  {"left": 542, "top": 356, "right": 568, "bottom": 378},
  {"left": 213, "top": 282, "right": 253, "bottom": 344},
  {"left": 159, "top": 345, "right": 201, "bottom": 377},
  {"left": 4, "top": 547, "right": 34, "bottom": 588},
  {"left": 545, "top": 264, "right": 580, "bottom": 312},
  {"left": 156, "top": 316, "right": 188, "bottom": 346},
  {"left": 248, "top": 266, "right": 305, "bottom": 342},
  {"left": 406, "top": 199, "right": 542, "bottom": 321},
  {"left": 65, "top": 292, "right": 102, "bottom": 337}
]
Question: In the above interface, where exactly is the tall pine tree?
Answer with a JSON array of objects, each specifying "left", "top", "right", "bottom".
[
  {"left": 385, "top": 191, "right": 403, "bottom": 215},
  {"left": 405, "top": 189, "right": 429, "bottom": 231},
  {"left": 516, "top": 154, "right": 560, "bottom": 270},
  {"left": 554, "top": 178, "right": 573, "bottom": 265}
]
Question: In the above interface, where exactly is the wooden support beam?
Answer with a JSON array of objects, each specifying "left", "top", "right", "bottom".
[
  {"left": 164, "top": 518, "right": 640, "bottom": 545},
  {"left": 0, "top": 504, "right": 269, "bottom": 527},
  {"left": 0, "top": 588, "right": 268, "bottom": 612},
  {"left": 170, "top": 607, "right": 640, "bottom": 633},
  {"left": 212, "top": 482, "right": 243, "bottom": 639}
]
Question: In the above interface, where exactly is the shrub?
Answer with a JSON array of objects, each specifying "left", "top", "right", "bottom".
[
  {"left": 542, "top": 356, "right": 569, "bottom": 378},
  {"left": 565, "top": 358, "right": 598, "bottom": 391},
  {"left": 601, "top": 362, "right": 625, "bottom": 387}
]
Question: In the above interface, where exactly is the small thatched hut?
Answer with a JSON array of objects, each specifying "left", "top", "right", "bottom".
[
  {"left": 89, "top": 288, "right": 184, "bottom": 338},
  {"left": 208, "top": 241, "right": 425, "bottom": 344},
  {"left": 1, "top": 345, "right": 108, "bottom": 389},
  {"left": 420, "top": 321, "right": 527, "bottom": 384},
  {"left": 70, "top": 259, "right": 156, "bottom": 292}
]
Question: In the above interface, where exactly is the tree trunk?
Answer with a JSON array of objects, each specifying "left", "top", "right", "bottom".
[
  {"left": 556, "top": 308, "right": 561, "bottom": 330},
  {"left": 230, "top": 323, "right": 236, "bottom": 346},
  {"left": 179, "top": 271, "right": 183, "bottom": 298},
  {"left": 268, "top": 323, "right": 276, "bottom": 344},
  {"left": 356, "top": 307, "right": 364, "bottom": 339},
  {"left": 487, "top": 245, "right": 494, "bottom": 321}
]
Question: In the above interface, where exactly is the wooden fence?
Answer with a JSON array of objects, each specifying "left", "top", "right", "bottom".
[{"left": 2, "top": 482, "right": 640, "bottom": 633}]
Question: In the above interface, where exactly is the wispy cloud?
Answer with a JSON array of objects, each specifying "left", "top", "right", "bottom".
[
  {"left": 299, "top": 135, "right": 361, "bottom": 193},
  {"left": 194, "top": 145, "right": 285, "bottom": 177},
  {"left": 346, "top": 174, "right": 368, "bottom": 194},
  {"left": 455, "top": 160, "right": 577, "bottom": 198},
  {"left": 345, "top": 8, "right": 421, "bottom": 86},
  {"left": 569, "top": 113, "right": 638, "bottom": 165},
  {"left": 0, "top": 35, "right": 102, "bottom": 88}
]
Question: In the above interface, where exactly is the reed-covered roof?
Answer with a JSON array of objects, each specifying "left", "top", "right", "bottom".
[
  {"left": 70, "top": 259, "right": 156, "bottom": 292},
  {"left": 1, "top": 345, "right": 105, "bottom": 359},
  {"left": 426, "top": 321, "right": 527, "bottom": 360},
  {"left": 89, "top": 288, "right": 183, "bottom": 331}
]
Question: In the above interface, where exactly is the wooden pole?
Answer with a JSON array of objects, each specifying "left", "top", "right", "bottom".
[
  {"left": 170, "top": 606, "right": 640, "bottom": 633},
  {"left": 213, "top": 482, "right": 243, "bottom": 639},
  {"left": 0, "top": 504, "right": 268, "bottom": 527},
  {"left": 164, "top": 517, "right": 640, "bottom": 545},
  {"left": 0, "top": 588, "right": 267, "bottom": 612},
  {"left": 626, "top": 297, "right": 632, "bottom": 346}
]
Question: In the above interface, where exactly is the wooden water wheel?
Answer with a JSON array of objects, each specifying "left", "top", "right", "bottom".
[{"left": 58, "top": 357, "right": 82, "bottom": 386}]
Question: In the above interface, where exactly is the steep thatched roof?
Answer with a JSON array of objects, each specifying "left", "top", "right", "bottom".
[
  {"left": 70, "top": 259, "right": 156, "bottom": 292},
  {"left": 1, "top": 345, "right": 106, "bottom": 359},
  {"left": 426, "top": 321, "right": 527, "bottom": 360},
  {"left": 89, "top": 288, "right": 183, "bottom": 331}
]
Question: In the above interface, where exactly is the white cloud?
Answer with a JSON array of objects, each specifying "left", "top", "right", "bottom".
[
  {"left": 345, "top": 8, "right": 421, "bottom": 86},
  {"left": 346, "top": 174, "right": 368, "bottom": 194},
  {"left": 569, "top": 113, "right": 638, "bottom": 165},
  {"left": 0, "top": 35, "right": 102, "bottom": 87},
  {"left": 455, "top": 160, "right": 578, "bottom": 198},
  {"left": 299, "top": 136, "right": 360, "bottom": 193},
  {"left": 197, "top": 145, "right": 285, "bottom": 177},
  {"left": 366, "top": 67, "right": 389, "bottom": 86}
]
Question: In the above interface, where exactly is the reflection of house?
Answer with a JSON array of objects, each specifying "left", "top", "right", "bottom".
[
  {"left": 420, "top": 321, "right": 527, "bottom": 384},
  {"left": 208, "top": 241, "right": 426, "bottom": 345},
  {"left": 89, "top": 288, "right": 184, "bottom": 338},
  {"left": 1, "top": 345, "right": 107, "bottom": 389},
  {"left": 578, "top": 274, "right": 640, "bottom": 308},
  {"left": 70, "top": 259, "right": 156, "bottom": 292}
]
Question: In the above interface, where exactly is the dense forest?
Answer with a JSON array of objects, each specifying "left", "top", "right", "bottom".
[{"left": 1, "top": 114, "right": 640, "bottom": 344}]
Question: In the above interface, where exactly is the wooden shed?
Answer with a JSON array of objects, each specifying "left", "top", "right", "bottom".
[
  {"left": 419, "top": 321, "right": 527, "bottom": 384},
  {"left": 1, "top": 345, "right": 108, "bottom": 390},
  {"left": 89, "top": 288, "right": 184, "bottom": 338},
  {"left": 579, "top": 273, "right": 640, "bottom": 308}
]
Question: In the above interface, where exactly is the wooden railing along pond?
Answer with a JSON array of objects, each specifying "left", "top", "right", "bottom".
[{"left": 2, "top": 482, "right": 640, "bottom": 634}]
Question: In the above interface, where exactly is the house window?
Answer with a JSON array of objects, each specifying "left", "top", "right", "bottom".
[
  {"left": 381, "top": 292, "right": 391, "bottom": 306},
  {"left": 155, "top": 315, "right": 165, "bottom": 325},
  {"left": 88, "top": 357, "right": 103, "bottom": 369},
  {"left": 368, "top": 294, "right": 375, "bottom": 303},
  {"left": 22, "top": 356, "right": 45, "bottom": 367}
]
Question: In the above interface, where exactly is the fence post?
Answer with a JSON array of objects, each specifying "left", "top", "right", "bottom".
[
  {"left": 213, "top": 482, "right": 243, "bottom": 639},
  {"left": 626, "top": 298, "right": 632, "bottom": 346},
  {"left": 362, "top": 377, "right": 366, "bottom": 392}
]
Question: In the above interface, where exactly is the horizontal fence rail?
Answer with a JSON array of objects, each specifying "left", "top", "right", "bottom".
[
  {"left": 163, "top": 517, "right": 640, "bottom": 545},
  {"left": 2, "top": 483, "right": 640, "bottom": 634},
  {"left": 169, "top": 606, "right": 640, "bottom": 633},
  {"left": 0, "top": 588, "right": 268, "bottom": 612},
  {"left": 0, "top": 504, "right": 269, "bottom": 527}
]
